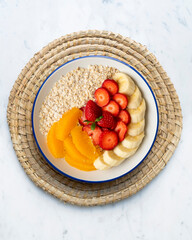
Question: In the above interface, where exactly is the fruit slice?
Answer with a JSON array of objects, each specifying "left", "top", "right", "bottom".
[
  {"left": 94, "top": 88, "right": 110, "bottom": 107},
  {"left": 103, "top": 150, "right": 124, "bottom": 166},
  {"left": 97, "top": 111, "right": 116, "bottom": 129},
  {"left": 83, "top": 125, "right": 102, "bottom": 145},
  {"left": 99, "top": 130, "right": 118, "bottom": 150},
  {"left": 85, "top": 100, "right": 102, "bottom": 121},
  {"left": 47, "top": 123, "right": 65, "bottom": 158},
  {"left": 127, "top": 86, "right": 142, "bottom": 109},
  {"left": 94, "top": 155, "right": 111, "bottom": 170},
  {"left": 79, "top": 107, "right": 90, "bottom": 126},
  {"left": 113, "top": 144, "right": 138, "bottom": 158},
  {"left": 63, "top": 136, "right": 92, "bottom": 164},
  {"left": 115, "top": 120, "right": 128, "bottom": 142},
  {"left": 102, "top": 79, "right": 119, "bottom": 95},
  {"left": 113, "top": 93, "right": 128, "bottom": 109},
  {"left": 55, "top": 107, "right": 82, "bottom": 141},
  {"left": 71, "top": 126, "right": 100, "bottom": 160},
  {"left": 102, "top": 100, "right": 120, "bottom": 116},
  {"left": 128, "top": 99, "right": 146, "bottom": 123},
  {"left": 113, "top": 72, "right": 135, "bottom": 96},
  {"left": 122, "top": 132, "right": 144, "bottom": 149},
  {"left": 118, "top": 110, "right": 131, "bottom": 125},
  {"left": 65, "top": 154, "right": 96, "bottom": 171},
  {"left": 128, "top": 119, "right": 145, "bottom": 136}
]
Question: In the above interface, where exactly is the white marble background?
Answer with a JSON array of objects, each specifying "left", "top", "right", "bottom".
[{"left": 0, "top": 0, "right": 192, "bottom": 239}]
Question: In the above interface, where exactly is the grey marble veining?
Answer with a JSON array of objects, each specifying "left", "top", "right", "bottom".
[{"left": 0, "top": 0, "right": 192, "bottom": 239}]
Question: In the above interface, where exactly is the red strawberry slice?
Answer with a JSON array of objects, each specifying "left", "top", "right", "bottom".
[
  {"left": 85, "top": 100, "right": 102, "bottom": 122},
  {"left": 79, "top": 107, "right": 90, "bottom": 126},
  {"left": 99, "top": 130, "right": 119, "bottom": 150},
  {"left": 115, "top": 120, "right": 128, "bottom": 142},
  {"left": 118, "top": 110, "right": 131, "bottom": 125},
  {"left": 94, "top": 88, "right": 110, "bottom": 107},
  {"left": 102, "top": 100, "right": 120, "bottom": 117},
  {"left": 102, "top": 79, "right": 119, "bottom": 95},
  {"left": 97, "top": 111, "right": 116, "bottom": 129},
  {"left": 113, "top": 93, "right": 128, "bottom": 109},
  {"left": 83, "top": 125, "right": 102, "bottom": 145}
]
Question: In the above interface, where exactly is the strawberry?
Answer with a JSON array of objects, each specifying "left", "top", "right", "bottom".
[
  {"left": 118, "top": 110, "right": 131, "bottom": 125},
  {"left": 102, "top": 100, "right": 120, "bottom": 117},
  {"left": 102, "top": 79, "right": 119, "bottom": 95},
  {"left": 113, "top": 93, "right": 128, "bottom": 109},
  {"left": 94, "top": 88, "right": 110, "bottom": 107},
  {"left": 99, "top": 130, "right": 119, "bottom": 150},
  {"left": 79, "top": 107, "right": 90, "bottom": 126},
  {"left": 115, "top": 120, "right": 128, "bottom": 142},
  {"left": 97, "top": 111, "right": 116, "bottom": 129},
  {"left": 85, "top": 100, "right": 102, "bottom": 122},
  {"left": 83, "top": 125, "right": 102, "bottom": 145}
]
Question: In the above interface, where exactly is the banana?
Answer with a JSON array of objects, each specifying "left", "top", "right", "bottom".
[
  {"left": 127, "top": 86, "right": 142, "bottom": 109},
  {"left": 129, "top": 99, "right": 146, "bottom": 123},
  {"left": 113, "top": 72, "right": 135, "bottom": 96},
  {"left": 94, "top": 155, "right": 111, "bottom": 170},
  {"left": 103, "top": 150, "right": 124, "bottom": 167},
  {"left": 113, "top": 143, "right": 138, "bottom": 158},
  {"left": 122, "top": 132, "right": 145, "bottom": 149},
  {"left": 128, "top": 119, "right": 145, "bottom": 136}
]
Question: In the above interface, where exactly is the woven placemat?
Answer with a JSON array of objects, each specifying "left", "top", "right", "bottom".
[{"left": 7, "top": 30, "right": 182, "bottom": 206}]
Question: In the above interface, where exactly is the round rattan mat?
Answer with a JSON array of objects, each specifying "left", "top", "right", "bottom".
[{"left": 7, "top": 30, "right": 182, "bottom": 206}]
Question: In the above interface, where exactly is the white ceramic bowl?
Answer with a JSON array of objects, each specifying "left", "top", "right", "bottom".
[{"left": 32, "top": 56, "right": 159, "bottom": 183}]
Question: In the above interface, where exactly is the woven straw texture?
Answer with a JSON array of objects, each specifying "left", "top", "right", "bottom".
[{"left": 7, "top": 30, "right": 182, "bottom": 206}]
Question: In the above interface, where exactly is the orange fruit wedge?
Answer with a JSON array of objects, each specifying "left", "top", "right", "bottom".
[
  {"left": 55, "top": 107, "right": 82, "bottom": 141},
  {"left": 47, "top": 122, "right": 65, "bottom": 158},
  {"left": 71, "top": 126, "right": 100, "bottom": 160},
  {"left": 65, "top": 154, "right": 96, "bottom": 171}
]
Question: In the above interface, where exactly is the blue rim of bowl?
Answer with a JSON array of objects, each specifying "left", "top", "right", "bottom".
[{"left": 32, "top": 55, "right": 159, "bottom": 183}]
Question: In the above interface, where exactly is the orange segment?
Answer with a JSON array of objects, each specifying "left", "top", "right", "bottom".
[
  {"left": 64, "top": 136, "right": 93, "bottom": 164},
  {"left": 65, "top": 154, "right": 96, "bottom": 171},
  {"left": 71, "top": 126, "right": 100, "bottom": 160},
  {"left": 47, "top": 123, "right": 65, "bottom": 158},
  {"left": 55, "top": 107, "right": 82, "bottom": 141}
]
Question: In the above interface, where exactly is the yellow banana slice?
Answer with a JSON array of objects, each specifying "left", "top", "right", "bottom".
[
  {"left": 122, "top": 132, "right": 145, "bottom": 149},
  {"left": 103, "top": 150, "right": 124, "bottom": 167},
  {"left": 129, "top": 99, "right": 146, "bottom": 123},
  {"left": 113, "top": 72, "right": 135, "bottom": 96},
  {"left": 94, "top": 155, "right": 110, "bottom": 170},
  {"left": 127, "top": 86, "right": 142, "bottom": 109},
  {"left": 113, "top": 143, "right": 138, "bottom": 158},
  {"left": 128, "top": 119, "right": 145, "bottom": 136}
]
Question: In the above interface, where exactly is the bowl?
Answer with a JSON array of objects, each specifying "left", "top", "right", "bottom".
[{"left": 32, "top": 56, "right": 159, "bottom": 183}]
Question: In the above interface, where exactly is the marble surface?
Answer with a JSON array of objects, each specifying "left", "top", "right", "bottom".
[{"left": 0, "top": 0, "right": 192, "bottom": 239}]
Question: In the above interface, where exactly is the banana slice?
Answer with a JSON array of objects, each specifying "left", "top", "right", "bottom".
[
  {"left": 103, "top": 150, "right": 124, "bottom": 167},
  {"left": 113, "top": 72, "right": 135, "bottom": 96},
  {"left": 127, "top": 86, "right": 142, "bottom": 109},
  {"left": 128, "top": 119, "right": 145, "bottom": 136},
  {"left": 94, "top": 155, "right": 111, "bottom": 170},
  {"left": 113, "top": 143, "right": 138, "bottom": 158},
  {"left": 122, "top": 132, "right": 145, "bottom": 149},
  {"left": 129, "top": 99, "right": 146, "bottom": 123}
]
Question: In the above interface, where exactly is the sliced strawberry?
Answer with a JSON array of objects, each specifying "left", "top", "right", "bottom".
[
  {"left": 79, "top": 107, "right": 90, "bottom": 126},
  {"left": 94, "top": 88, "right": 110, "bottom": 107},
  {"left": 101, "top": 127, "right": 109, "bottom": 132},
  {"left": 97, "top": 111, "right": 116, "bottom": 129},
  {"left": 113, "top": 93, "right": 128, "bottom": 109},
  {"left": 85, "top": 100, "right": 102, "bottom": 122},
  {"left": 83, "top": 125, "right": 102, "bottom": 145},
  {"left": 99, "top": 130, "right": 118, "bottom": 150},
  {"left": 118, "top": 110, "right": 131, "bottom": 125},
  {"left": 115, "top": 120, "right": 128, "bottom": 142},
  {"left": 102, "top": 79, "right": 119, "bottom": 95},
  {"left": 102, "top": 100, "right": 120, "bottom": 117}
]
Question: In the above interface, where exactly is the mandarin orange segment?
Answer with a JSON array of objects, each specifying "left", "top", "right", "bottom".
[
  {"left": 65, "top": 154, "right": 96, "bottom": 171},
  {"left": 47, "top": 123, "right": 65, "bottom": 158},
  {"left": 71, "top": 126, "right": 100, "bottom": 160},
  {"left": 55, "top": 107, "right": 82, "bottom": 141},
  {"left": 64, "top": 136, "right": 93, "bottom": 164}
]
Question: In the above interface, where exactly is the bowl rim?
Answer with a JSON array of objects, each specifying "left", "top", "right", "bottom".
[{"left": 31, "top": 55, "right": 159, "bottom": 183}]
